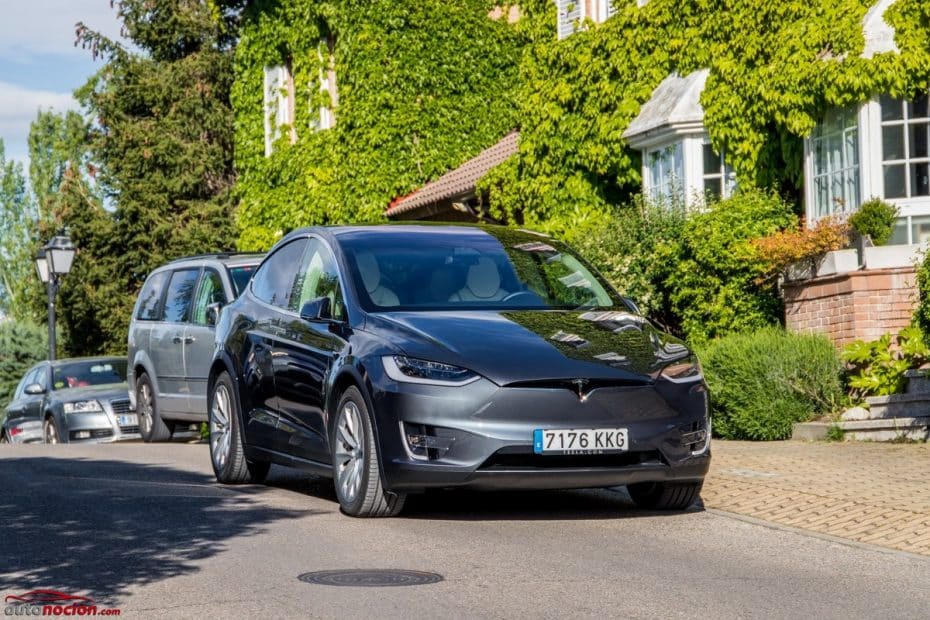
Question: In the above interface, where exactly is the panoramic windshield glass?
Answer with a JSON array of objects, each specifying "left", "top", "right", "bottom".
[
  {"left": 340, "top": 227, "right": 624, "bottom": 311},
  {"left": 52, "top": 360, "right": 128, "bottom": 390}
]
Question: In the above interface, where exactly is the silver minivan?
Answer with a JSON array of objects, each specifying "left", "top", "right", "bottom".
[{"left": 127, "top": 253, "right": 263, "bottom": 441}]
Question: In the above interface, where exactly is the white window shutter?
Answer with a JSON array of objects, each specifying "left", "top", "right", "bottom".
[
  {"left": 263, "top": 65, "right": 284, "bottom": 156},
  {"left": 606, "top": 0, "right": 618, "bottom": 18},
  {"left": 555, "top": 0, "right": 582, "bottom": 40}
]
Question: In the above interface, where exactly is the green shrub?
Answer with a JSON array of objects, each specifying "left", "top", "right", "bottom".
[
  {"left": 567, "top": 196, "right": 685, "bottom": 330},
  {"left": 841, "top": 327, "right": 930, "bottom": 400},
  {"left": 698, "top": 327, "right": 844, "bottom": 441},
  {"left": 848, "top": 198, "right": 898, "bottom": 246},
  {"left": 671, "top": 189, "right": 796, "bottom": 343},
  {"left": 0, "top": 319, "right": 46, "bottom": 409},
  {"left": 916, "top": 250, "right": 930, "bottom": 339}
]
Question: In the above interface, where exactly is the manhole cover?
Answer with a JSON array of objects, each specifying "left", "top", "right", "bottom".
[{"left": 298, "top": 569, "right": 443, "bottom": 587}]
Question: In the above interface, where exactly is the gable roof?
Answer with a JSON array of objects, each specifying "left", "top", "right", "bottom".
[{"left": 386, "top": 131, "right": 519, "bottom": 218}]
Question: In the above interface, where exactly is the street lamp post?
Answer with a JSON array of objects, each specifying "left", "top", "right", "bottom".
[{"left": 35, "top": 234, "right": 76, "bottom": 361}]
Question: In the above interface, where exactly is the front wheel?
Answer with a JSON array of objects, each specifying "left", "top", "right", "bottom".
[
  {"left": 209, "top": 372, "right": 269, "bottom": 484},
  {"left": 627, "top": 480, "right": 703, "bottom": 511},
  {"left": 44, "top": 416, "right": 61, "bottom": 444},
  {"left": 331, "top": 386, "right": 405, "bottom": 517}
]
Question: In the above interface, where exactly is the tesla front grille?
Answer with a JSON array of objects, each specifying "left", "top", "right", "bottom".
[{"left": 478, "top": 449, "right": 662, "bottom": 471}]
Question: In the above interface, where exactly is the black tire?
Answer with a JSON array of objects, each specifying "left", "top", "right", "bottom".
[
  {"left": 331, "top": 386, "right": 405, "bottom": 517},
  {"left": 627, "top": 480, "right": 703, "bottom": 511},
  {"left": 209, "top": 372, "right": 269, "bottom": 484},
  {"left": 136, "top": 372, "right": 172, "bottom": 442},
  {"left": 0, "top": 431, "right": 8, "bottom": 444},
  {"left": 43, "top": 416, "right": 62, "bottom": 444}
]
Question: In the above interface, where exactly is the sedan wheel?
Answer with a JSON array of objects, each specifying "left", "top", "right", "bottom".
[
  {"left": 209, "top": 372, "right": 269, "bottom": 484},
  {"left": 44, "top": 417, "right": 60, "bottom": 444},
  {"left": 332, "top": 386, "right": 405, "bottom": 517}
]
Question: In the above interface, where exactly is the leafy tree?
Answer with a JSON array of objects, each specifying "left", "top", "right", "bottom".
[
  {"left": 0, "top": 140, "right": 40, "bottom": 323},
  {"left": 54, "top": 0, "right": 240, "bottom": 354},
  {"left": 0, "top": 319, "right": 46, "bottom": 410}
]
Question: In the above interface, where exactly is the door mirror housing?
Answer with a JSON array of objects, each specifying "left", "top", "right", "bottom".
[
  {"left": 300, "top": 297, "right": 332, "bottom": 322},
  {"left": 24, "top": 383, "right": 45, "bottom": 396},
  {"left": 205, "top": 302, "right": 223, "bottom": 327}
]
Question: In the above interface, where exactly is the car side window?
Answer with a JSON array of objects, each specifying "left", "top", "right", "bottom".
[
  {"left": 191, "top": 269, "right": 226, "bottom": 325},
  {"left": 13, "top": 369, "right": 36, "bottom": 400},
  {"left": 163, "top": 269, "right": 201, "bottom": 323},
  {"left": 290, "top": 239, "right": 346, "bottom": 320},
  {"left": 136, "top": 270, "right": 170, "bottom": 321},
  {"left": 251, "top": 239, "right": 309, "bottom": 309},
  {"left": 33, "top": 366, "right": 48, "bottom": 391}
]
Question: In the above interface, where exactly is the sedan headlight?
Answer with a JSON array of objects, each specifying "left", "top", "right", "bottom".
[
  {"left": 63, "top": 400, "right": 104, "bottom": 414},
  {"left": 382, "top": 356, "right": 479, "bottom": 386},
  {"left": 659, "top": 355, "right": 703, "bottom": 383}
]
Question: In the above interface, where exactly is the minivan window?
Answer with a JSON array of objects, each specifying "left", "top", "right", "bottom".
[
  {"left": 192, "top": 269, "right": 226, "bottom": 325},
  {"left": 229, "top": 265, "right": 257, "bottom": 297},
  {"left": 251, "top": 239, "right": 308, "bottom": 309},
  {"left": 136, "top": 270, "right": 171, "bottom": 321},
  {"left": 163, "top": 269, "right": 200, "bottom": 323}
]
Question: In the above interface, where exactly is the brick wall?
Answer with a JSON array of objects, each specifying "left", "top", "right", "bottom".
[{"left": 783, "top": 267, "right": 918, "bottom": 348}]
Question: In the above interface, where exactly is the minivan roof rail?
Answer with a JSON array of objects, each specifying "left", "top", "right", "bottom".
[{"left": 167, "top": 251, "right": 263, "bottom": 264}]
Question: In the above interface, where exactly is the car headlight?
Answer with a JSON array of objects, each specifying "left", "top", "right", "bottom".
[
  {"left": 63, "top": 400, "right": 104, "bottom": 414},
  {"left": 382, "top": 356, "right": 480, "bottom": 386},
  {"left": 659, "top": 355, "right": 703, "bottom": 383}
]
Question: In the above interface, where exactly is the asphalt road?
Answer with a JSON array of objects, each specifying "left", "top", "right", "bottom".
[{"left": 1, "top": 443, "right": 928, "bottom": 619}]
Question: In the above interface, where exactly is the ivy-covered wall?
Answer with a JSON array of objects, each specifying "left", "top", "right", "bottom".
[
  {"left": 233, "top": 0, "right": 930, "bottom": 248},
  {"left": 232, "top": 0, "right": 529, "bottom": 250},
  {"left": 481, "top": 0, "right": 930, "bottom": 238}
]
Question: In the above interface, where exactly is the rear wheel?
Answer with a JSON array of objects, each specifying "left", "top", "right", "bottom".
[
  {"left": 136, "top": 373, "right": 172, "bottom": 442},
  {"left": 331, "top": 386, "right": 405, "bottom": 517},
  {"left": 627, "top": 480, "right": 703, "bottom": 511},
  {"left": 0, "top": 431, "right": 8, "bottom": 444},
  {"left": 209, "top": 372, "right": 269, "bottom": 484},
  {"left": 43, "top": 416, "right": 61, "bottom": 444}
]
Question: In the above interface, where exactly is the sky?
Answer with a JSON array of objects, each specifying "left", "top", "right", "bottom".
[{"left": 0, "top": 0, "right": 124, "bottom": 165}]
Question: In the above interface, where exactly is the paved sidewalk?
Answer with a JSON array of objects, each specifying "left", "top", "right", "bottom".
[{"left": 703, "top": 440, "right": 930, "bottom": 556}]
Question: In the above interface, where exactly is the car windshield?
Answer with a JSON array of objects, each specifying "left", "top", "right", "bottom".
[
  {"left": 339, "top": 227, "right": 625, "bottom": 311},
  {"left": 229, "top": 265, "right": 259, "bottom": 297},
  {"left": 52, "top": 360, "right": 127, "bottom": 390}
]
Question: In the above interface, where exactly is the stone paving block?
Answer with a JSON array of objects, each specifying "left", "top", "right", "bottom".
[{"left": 703, "top": 440, "right": 930, "bottom": 556}]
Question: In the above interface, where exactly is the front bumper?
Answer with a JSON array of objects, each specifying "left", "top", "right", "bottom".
[
  {"left": 65, "top": 398, "right": 140, "bottom": 443},
  {"left": 369, "top": 372, "right": 710, "bottom": 492}
]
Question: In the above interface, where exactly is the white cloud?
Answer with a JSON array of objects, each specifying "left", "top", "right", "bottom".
[
  {"left": 0, "top": 0, "right": 123, "bottom": 61},
  {"left": 0, "top": 81, "right": 77, "bottom": 161}
]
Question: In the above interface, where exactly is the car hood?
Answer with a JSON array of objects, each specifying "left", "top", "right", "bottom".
[
  {"left": 365, "top": 310, "right": 689, "bottom": 385},
  {"left": 52, "top": 383, "right": 130, "bottom": 403}
]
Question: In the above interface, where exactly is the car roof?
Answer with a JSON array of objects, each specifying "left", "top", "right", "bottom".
[
  {"left": 167, "top": 252, "right": 265, "bottom": 267},
  {"left": 281, "top": 223, "right": 551, "bottom": 246},
  {"left": 48, "top": 356, "right": 126, "bottom": 368}
]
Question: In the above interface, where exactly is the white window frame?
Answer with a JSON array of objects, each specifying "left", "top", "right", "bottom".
[
  {"left": 701, "top": 139, "right": 736, "bottom": 202},
  {"left": 556, "top": 0, "right": 616, "bottom": 40},
  {"left": 263, "top": 64, "right": 295, "bottom": 156},
  {"left": 314, "top": 36, "right": 338, "bottom": 131},
  {"left": 645, "top": 142, "right": 684, "bottom": 204},
  {"left": 805, "top": 106, "right": 861, "bottom": 222}
]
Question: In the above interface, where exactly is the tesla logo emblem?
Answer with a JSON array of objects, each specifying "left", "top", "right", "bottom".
[{"left": 572, "top": 379, "right": 590, "bottom": 402}]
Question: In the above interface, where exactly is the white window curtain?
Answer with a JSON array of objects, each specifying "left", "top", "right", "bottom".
[
  {"left": 811, "top": 106, "right": 860, "bottom": 220},
  {"left": 648, "top": 142, "right": 684, "bottom": 204}
]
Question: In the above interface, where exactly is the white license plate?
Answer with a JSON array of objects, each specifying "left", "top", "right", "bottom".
[
  {"left": 533, "top": 428, "right": 628, "bottom": 454},
  {"left": 118, "top": 414, "right": 138, "bottom": 427}
]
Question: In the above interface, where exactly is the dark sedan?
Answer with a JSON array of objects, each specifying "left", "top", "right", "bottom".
[
  {"left": 2, "top": 357, "right": 139, "bottom": 444},
  {"left": 208, "top": 225, "right": 710, "bottom": 517}
]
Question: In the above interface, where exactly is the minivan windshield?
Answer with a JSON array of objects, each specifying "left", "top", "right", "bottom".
[
  {"left": 340, "top": 227, "right": 625, "bottom": 312},
  {"left": 52, "top": 360, "right": 128, "bottom": 390}
]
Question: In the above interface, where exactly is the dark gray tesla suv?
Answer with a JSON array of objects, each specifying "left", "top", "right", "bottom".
[{"left": 208, "top": 225, "right": 710, "bottom": 517}]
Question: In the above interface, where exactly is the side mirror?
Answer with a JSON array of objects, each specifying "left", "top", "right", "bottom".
[
  {"left": 24, "top": 383, "right": 45, "bottom": 396},
  {"left": 206, "top": 302, "right": 223, "bottom": 327},
  {"left": 300, "top": 297, "right": 332, "bottom": 322}
]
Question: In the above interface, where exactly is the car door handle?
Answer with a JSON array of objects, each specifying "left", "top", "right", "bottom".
[
  {"left": 185, "top": 336, "right": 195, "bottom": 344},
  {"left": 173, "top": 336, "right": 183, "bottom": 343}
]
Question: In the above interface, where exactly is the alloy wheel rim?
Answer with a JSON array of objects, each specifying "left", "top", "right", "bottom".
[
  {"left": 334, "top": 401, "right": 364, "bottom": 503},
  {"left": 139, "top": 382, "right": 152, "bottom": 435},
  {"left": 210, "top": 384, "right": 232, "bottom": 470}
]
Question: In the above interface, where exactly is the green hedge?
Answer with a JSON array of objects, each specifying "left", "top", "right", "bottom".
[
  {"left": 0, "top": 320, "right": 46, "bottom": 410},
  {"left": 698, "top": 327, "right": 843, "bottom": 440}
]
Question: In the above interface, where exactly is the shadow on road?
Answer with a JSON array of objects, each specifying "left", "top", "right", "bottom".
[{"left": 0, "top": 456, "right": 320, "bottom": 604}]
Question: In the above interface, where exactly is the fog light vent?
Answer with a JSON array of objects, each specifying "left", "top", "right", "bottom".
[
  {"left": 680, "top": 420, "right": 709, "bottom": 454},
  {"left": 402, "top": 423, "right": 455, "bottom": 461}
]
